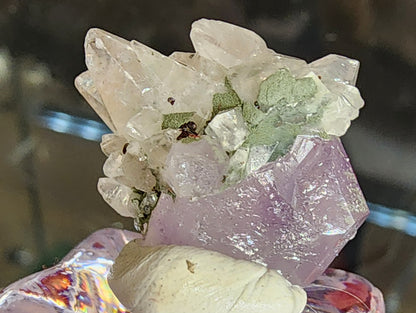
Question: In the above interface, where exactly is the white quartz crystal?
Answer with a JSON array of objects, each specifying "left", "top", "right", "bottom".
[
  {"left": 205, "top": 108, "right": 249, "bottom": 152},
  {"left": 126, "top": 108, "right": 163, "bottom": 140},
  {"left": 110, "top": 242, "right": 307, "bottom": 313},
  {"left": 97, "top": 177, "right": 137, "bottom": 218},
  {"left": 308, "top": 54, "right": 360, "bottom": 86},
  {"left": 76, "top": 19, "right": 366, "bottom": 222},
  {"left": 190, "top": 19, "right": 269, "bottom": 69}
]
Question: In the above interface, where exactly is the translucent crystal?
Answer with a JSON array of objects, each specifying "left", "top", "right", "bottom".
[
  {"left": 103, "top": 151, "right": 156, "bottom": 192},
  {"left": 229, "top": 54, "right": 307, "bottom": 105},
  {"left": 246, "top": 144, "right": 276, "bottom": 174},
  {"left": 75, "top": 71, "right": 116, "bottom": 132},
  {"left": 162, "top": 138, "right": 228, "bottom": 197},
  {"left": 97, "top": 177, "right": 137, "bottom": 217},
  {"left": 144, "top": 135, "right": 369, "bottom": 286},
  {"left": 169, "top": 51, "right": 227, "bottom": 83},
  {"left": 0, "top": 229, "right": 140, "bottom": 313},
  {"left": 205, "top": 108, "right": 249, "bottom": 152},
  {"left": 224, "top": 147, "right": 249, "bottom": 186},
  {"left": 190, "top": 19, "right": 268, "bottom": 69},
  {"left": 100, "top": 133, "right": 126, "bottom": 156},
  {"left": 84, "top": 29, "right": 145, "bottom": 132},
  {"left": 308, "top": 54, "right": 360, "bottom": 86},
  {"left": 303, "top": 268, "right": 385, "bottom": 313},
  {"left": 126, "top": 108, "right": 163, "bottom": 140}
]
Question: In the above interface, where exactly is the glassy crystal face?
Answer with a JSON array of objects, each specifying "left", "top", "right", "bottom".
[
  {"left": 0, "top": 229, "right": 384, "bottom": 313},
  {"left": 0, "top": 229, "right": 140, "bottom": 313},
  {"left": 144, "top": 136, "right": 369, "bottom": 286},
  {"left": 303, "top": 268, "right": 385, "bottom": 313}
]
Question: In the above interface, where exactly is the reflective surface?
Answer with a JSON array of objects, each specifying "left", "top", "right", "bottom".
[
  {"left": 0, "top": 228, "right": 384, "bottom": 313},
  {"left": 0, "top": 229, "right": 140, "bottom": 313},
  {"left": 0, "top": 1, "right": 415, "bottom": 312}
]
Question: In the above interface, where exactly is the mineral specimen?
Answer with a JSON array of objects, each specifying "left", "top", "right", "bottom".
[
  {"left": 75, "top": 19, "right": 369, "bottom": 286},
  {"left": 0, "top": 228, "right": 140, "bottom": 313},
  {"left": 0, "top": 229, "right": 385, "bottom": 313}
]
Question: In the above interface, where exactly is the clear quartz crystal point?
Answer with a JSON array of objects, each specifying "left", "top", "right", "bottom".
[
  {"left": 308, "top": 54, "right": 360, "bottom": 86},
  {"left": 190, "top": 19, "right": 268, "bottom": 68},
  {"left": 145, "top": 135, "right": 369, "bottom": 286},
  {"left": 97, "top": 177, "right": 137, "bottom": 217},
  {"left": 0, "top": 229, "right": 140, "bottom": 313}
]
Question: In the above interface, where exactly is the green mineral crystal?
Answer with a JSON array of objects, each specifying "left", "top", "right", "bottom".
[
  {"left": 212, "top": 77, "right": 241, "bottom": 116},
  {"left": 257, "top": 69, "right": 317, "bottom": 117},
  {"left": 161, "top": 112, "right": 195, "bottom": 130},
  {"left": 242, "top": 101, "right": 265, "bottom": 127}
]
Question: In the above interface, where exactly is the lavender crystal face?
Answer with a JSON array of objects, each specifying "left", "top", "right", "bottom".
[
  {"left": 0, "top": 228, "right": 140, "bottom": 313},
  {"left": 144, "top": 135, "right": 369, "bottom": 286}
]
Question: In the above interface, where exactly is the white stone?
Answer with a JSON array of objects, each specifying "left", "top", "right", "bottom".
[
  {"left": 110, "top": 243, "right": 307, "bottom": 313},
  {"left": 205, "top": 108, "right": 249, "bottom": 152}
]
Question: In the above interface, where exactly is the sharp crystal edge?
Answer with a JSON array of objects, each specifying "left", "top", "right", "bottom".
[{"left": 75, "top": 18, "right": 369, "bottom": 286}]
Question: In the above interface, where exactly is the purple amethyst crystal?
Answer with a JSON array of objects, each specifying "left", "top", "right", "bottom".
[
  {"left": 144, "top": 135, "right": 369, "bottom": 286},
  {"left": 0, "top": 228, "right": 140, "bottom": 313}
]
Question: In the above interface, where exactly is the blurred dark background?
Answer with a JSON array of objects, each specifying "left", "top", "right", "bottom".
[{"left": 0, "top": 1, "right": 415, "bottom": 312}]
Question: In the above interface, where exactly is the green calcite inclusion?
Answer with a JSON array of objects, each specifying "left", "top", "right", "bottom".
[
  {"left": 242, "top": 69, "right": 320, "bottom": 161},
  {"left": 257, "top": 69, "right": 317, "bottom": 113},
  {"left": 242, "top": 101, "right": 265, "bottom": 127},
  {"left": 212, "top": 77, "right": 241, "bottom": 116},
  {"left": 161, "top": 112, "right": 195, "bottom": 129}
]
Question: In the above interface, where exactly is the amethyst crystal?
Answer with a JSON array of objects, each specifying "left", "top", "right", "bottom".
[
  {"left": 0, "top": 228, "right": 140, "bottom": 313},
  {"left": 144, "top": 135, "right": 369, "bottom": 286}
]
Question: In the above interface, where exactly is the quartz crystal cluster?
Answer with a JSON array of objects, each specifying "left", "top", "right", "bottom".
[
  {"left": 0, "top": 229, "right": 385, "bottom": 313},
  {"left": 75, "top": 19, "right": 369, "bottom": 286}
]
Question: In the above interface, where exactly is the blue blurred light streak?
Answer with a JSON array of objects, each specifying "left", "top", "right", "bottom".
[{"left": 37, "top": 109, "right": 110, "bottom": 142}]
